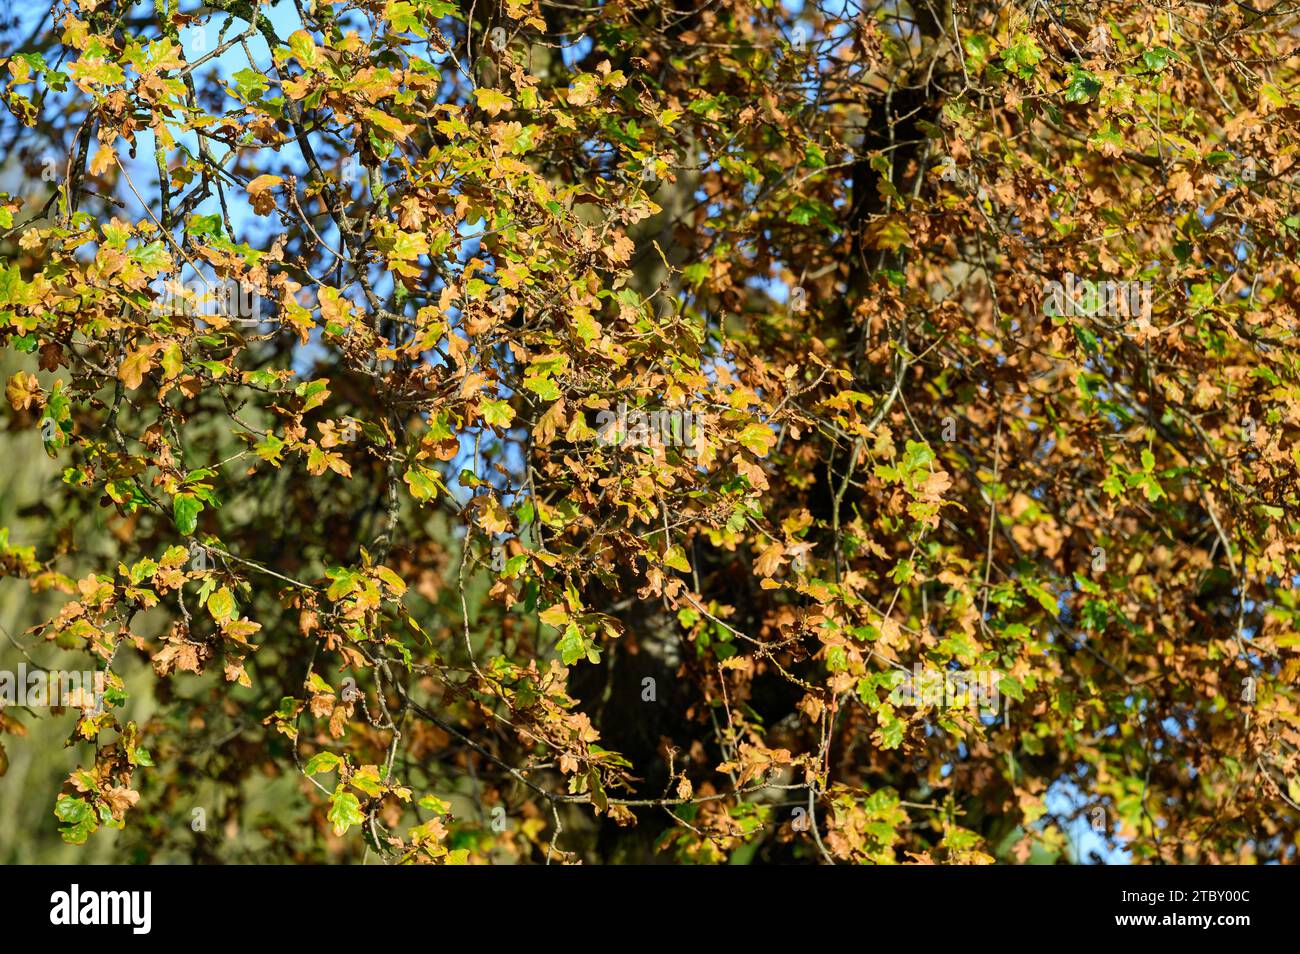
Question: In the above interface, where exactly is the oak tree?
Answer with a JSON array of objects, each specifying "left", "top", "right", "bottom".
[{"left": 1, "top": 0, "right": 1298, "bottom": 863}]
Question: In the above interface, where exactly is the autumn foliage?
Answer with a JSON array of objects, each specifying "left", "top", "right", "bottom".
[{"left": 1, "top": 0, "right": 1299, "bottom": 863}]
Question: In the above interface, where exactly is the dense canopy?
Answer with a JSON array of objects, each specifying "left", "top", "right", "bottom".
[{"left": 1, "top": 0, "right": 1298, "bottom": 863}]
